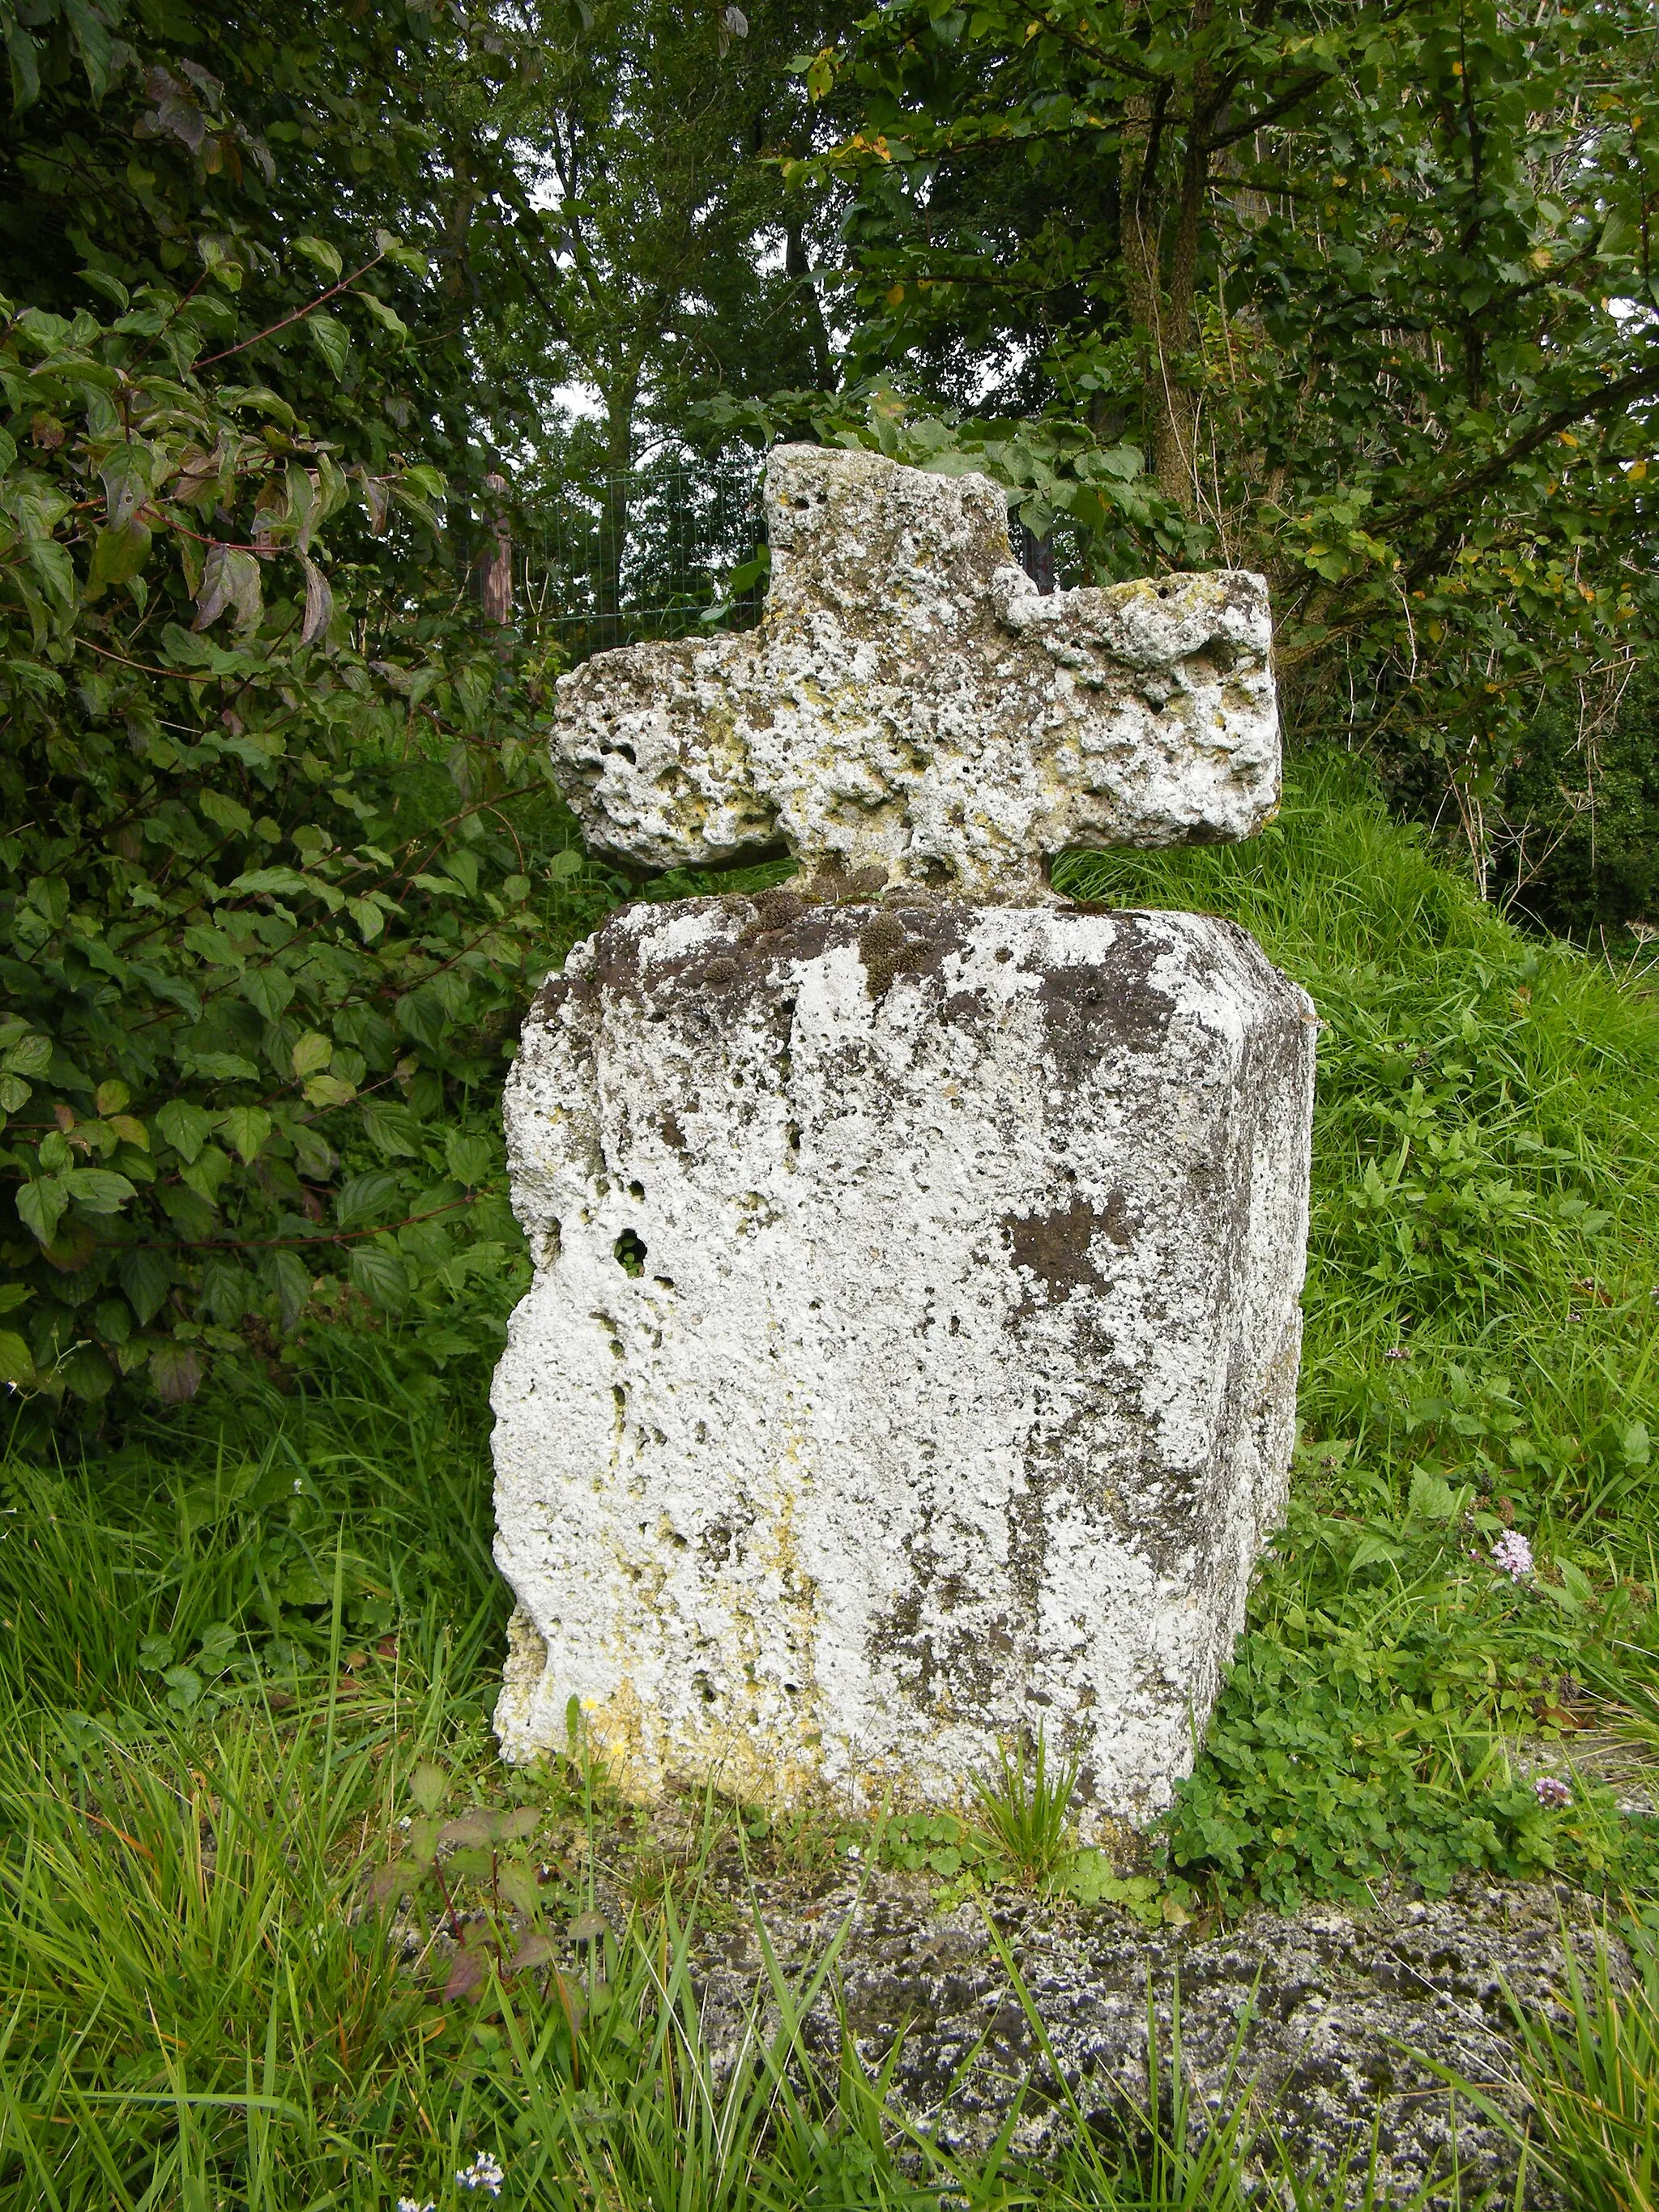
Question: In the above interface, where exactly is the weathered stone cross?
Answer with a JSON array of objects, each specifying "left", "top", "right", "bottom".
[
  {"left": 551, "top": 445, "right": 1280, "bottom": 897},
  {"left": 491, "top": 446, "right": 1315, "bottom": 1837}
]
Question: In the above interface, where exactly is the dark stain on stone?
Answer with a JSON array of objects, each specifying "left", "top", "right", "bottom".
[
  {"left": 856, "top": 906, "right": 958, "bottom": 999},
  {"left": 1002, "top": 1198, "right": 1109, "bottom": 1302},
  {"left": 1034, "top": 918, "right": 1175, "bottom": 1068},
  {"left": 660, "top": 1111, "right": 687, "bottom": 1151}
]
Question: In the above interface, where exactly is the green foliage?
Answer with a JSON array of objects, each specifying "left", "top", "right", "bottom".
[
  {"left": 0, "top": 272, "right": 616, "bottom": 1413},
  {"left": 796, "top": 0, "right": 1659, "bottom": 850},
  {"left": 971, "top": 1728, "right": 1084, "bottom": 1890},
  {"left": 1056, "top": 753, "right": 1659, "bottom": 1912}
]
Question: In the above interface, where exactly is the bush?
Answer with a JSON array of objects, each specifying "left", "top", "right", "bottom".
[{"left": 0, "top": 275, "right": 595, "bottom": 1418}]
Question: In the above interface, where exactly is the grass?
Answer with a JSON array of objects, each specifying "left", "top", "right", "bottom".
[{"left": 3, "top": 749, "right": 1659, "bottom": 2206}]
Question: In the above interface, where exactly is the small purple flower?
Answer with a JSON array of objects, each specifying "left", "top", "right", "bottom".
[
  {"left": 1491, "top": 1530, "right": 1534, "bottom": 1581},
  {"left": 1534, "top": 1775, "right": 1572, "bottom": 1809},
  {"left": 458, "top": 2152, "right": 505, "bottom": 2197}
]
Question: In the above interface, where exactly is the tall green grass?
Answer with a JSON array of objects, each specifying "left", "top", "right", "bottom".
[{"left": 3, "top": 751, "right": 1658, "bottom": 2206}]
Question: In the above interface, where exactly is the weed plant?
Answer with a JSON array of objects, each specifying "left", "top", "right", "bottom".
[{"left": 4, "top": 752, "right": 1659, "bottom": 2204}]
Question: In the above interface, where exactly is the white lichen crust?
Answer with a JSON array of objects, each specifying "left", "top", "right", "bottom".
[
  {"left": 548, "top": 446, "right": 1279, "bottom": 897},
  {"left": 490, "top": 890, "right": 1316, "bottom": 1830}
]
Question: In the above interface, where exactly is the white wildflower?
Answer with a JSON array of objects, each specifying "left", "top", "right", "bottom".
[{"left": 1491, "top": 1530, "right": 1533, "bottom": 1581}]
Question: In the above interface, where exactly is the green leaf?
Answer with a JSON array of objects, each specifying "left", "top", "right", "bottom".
[
  {"left": 290, "top": 1031, "right": 333, "bottom": 1080},
  {"left": 307, "top": 311, "right": 351, "bottom": 381},
  {"left": 298, "top": 555, "right": 333, "bottom": 647},
  {"left": 156, "top": 1099, "right": 212, "bottom": 1162},
  {"left": 119, "top": 1247, "right": 173, "bottom": 1327},
  {"left": 336, "top": 1170, "right": 400, "bottom": 1230},
  {"left": 199, "top": 789, "right": 253, "bottom": 837},
  {"left": 217, "top": 1106, "right": 272, "bottom": 1164},
  {"left": 361, "top": 1100, "right": 424, "bottom": 1159},
  {"left": 1406, "top": 1468, "right": 1458, "bottom": 1521},
  {"left": 2, "top": 1034, "right": 53, "bottom": 1078},
  {"left": 241, "top": 966, "right": 295, "bottom": 1021},
  {"left": 349, "top": 1241, "right": 408, "bottom": 1311},
  {"left": 0, "top": 1331, "right": 36, "bottom": 1387},
  {"left": 445, "top": 1132, "right": 493, "bottom": 1187},
  {"left": 293, "top": 236, "right": 343, "bottom": 281},
  {"left": 64, "top": 1168, "right": 137, "bottom": 1213},
  {"left": 87, "top": 519, "right": 152, "bottom": 596},
  {"left": 15, "top": 1177, "right": 67, "bottom": 1247}
]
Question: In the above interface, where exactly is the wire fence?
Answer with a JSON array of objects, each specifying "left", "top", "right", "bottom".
[{"left": 459, "top": 456, "right": 1067, "bottom": 663}]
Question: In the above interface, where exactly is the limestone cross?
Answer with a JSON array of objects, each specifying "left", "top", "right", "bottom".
[{"left": 552, "top": 445, "right": 1279, "bottom": 896}]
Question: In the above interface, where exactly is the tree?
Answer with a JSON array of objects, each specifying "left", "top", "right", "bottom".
[
  {"left": 479, "top": 0, "right": 857, "bottom": 607},
  {"left": 795, "top": 0, "right": 1659, "bottom": 878}
]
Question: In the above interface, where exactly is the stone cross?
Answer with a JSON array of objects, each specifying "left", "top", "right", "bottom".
[
  {"left": 550, "top": 445, "right": 1280, "bottom": 898},
  {"left": 491, "top": 446, "right": 1316, "bottom": 1836}
]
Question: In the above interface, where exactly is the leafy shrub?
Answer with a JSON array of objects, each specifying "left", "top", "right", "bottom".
[{"left": 0, "top": 275, "right": 587, "bottom": 1414}]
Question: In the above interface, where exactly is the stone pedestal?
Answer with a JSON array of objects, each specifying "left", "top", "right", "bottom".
[{"left": 490, "top": 889, "right": 1316, "bottom": 1830}]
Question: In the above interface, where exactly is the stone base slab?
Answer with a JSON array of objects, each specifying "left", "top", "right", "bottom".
[{"left": 490, "top": 891, "right": 1316, "bottom": 1831}]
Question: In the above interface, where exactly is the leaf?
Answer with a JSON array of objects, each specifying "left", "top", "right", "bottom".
[
  {"left": 358, "top": 292, "right": 409, "bottom": 339},
  {"left": 2, "top": 1034, "right": 53, "bottom": 1078},
  {"left": 291, "top": 1031, "right": 333, "bottom": 1080},
  {"left": 1406, "top": 1468, "right": 1458, "bottom": 1521},
  {"left": 87, "top": 519, "right": 152, "bottom": 595},
  {"left": 509, "top": 1932, "right": 557, "bottom": 1974},
  {"left": 346, "top": 897, "right": 383, "bottom": 944},
  {"left": 217, "top": 1106, "right": 272, "bottom": 1164},
  {"left": 63, "top": 1168, "right": 137, "bottom": 1213},
  {"left": 443, "top": 1947, "right": 491, "bottom": 2002},
  {"left": 15, "top": 1177, "right": 67, "bottom": 1247},
  {"left": 231, "top": 866, "right": 311, "bottom": 897},
  {"left": 119, "top": 1247, "right": 173, "bottom": 1327},
  {"left": 156, "top": 1100, "right": 212, "bottom": 1161},
  {"left": 445, "top": 1132, "right": 493, "bottom": 1187},
  {"left": 298, "top": 555, "right": 333, "bottom": 646},
  {"left": 349, "top": 1242, "right": 408, "bottom": 1311},
  {"left": 183, "top": 1051, "right": 260, "bottom": 1082},
  {"left": 193, "top": 542, "right": 262, "bottom": 634},
  {"left": 409, "top": 1760, "right": 447, "bottom": 1814},
  {"left": 567, "top": 1911, "right": 609, "bottom": 1942},
  {"left": 241, "top": 966, "right": 295, "bottom": 1021},
  {"left": 361, "top": 1101, "right": 424, "bottom": 1159},
  {"left": 100, "top": 445, "right": 151, "bottom": 530},
  {"left": 1346, "top": 1532, "right": 1402, "bottom": 1571},
  {"left": 306, "top": 311, "right": 351, "bottom": 381},
  {"left": 303, "top": 1073, "right": 356, "bottom": 1108},
  {"left": 150, "top": 1342, "right": 206, "bottom": 1404},
  {"left": 292, "top": 235, "right": 343, "bottom": 280},
  {"left": 0, "top": 1332, "right": 36, "bottom": 1387},
  {"left": 198, "top": 788, "right": 252, "bottom": 837},
  {"left": 335, "top": 1170, "right": 400, "bottom": 1230},
  {"left": 96, "top": 1080, "right": 130, "bottom": 1116}
]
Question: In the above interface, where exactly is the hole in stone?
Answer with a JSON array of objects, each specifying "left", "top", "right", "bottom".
[
  {"left": 628, "top": 1179, "right": 646, "bottom": 1201},
  {"left": 994, "top": 947, "right": 1013, "bottom": 964},
  {"left": 786, "top": 1121, "right": 801, "bottom": 1153},
  {"left": 614, "top": 1229, "right": 647, "bottom": 1276},
  {"left": 653, "top": 1274, "right": 676, "bottom": 1290},
  {"left": 783, "top": 1681, "right": 800, "bottom": 1695},
  {"left": 604, "top": 739, "right": 638, "bottom": 765},
  {"left": 612, "top": 1384, "right": 627, "bottom": 1413},
  {"left": 693, "top": 1672, "right": 718, "bottom": 1706},
  {"left": 913, "top": 855, "right": 954, "bottom": 886}
]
